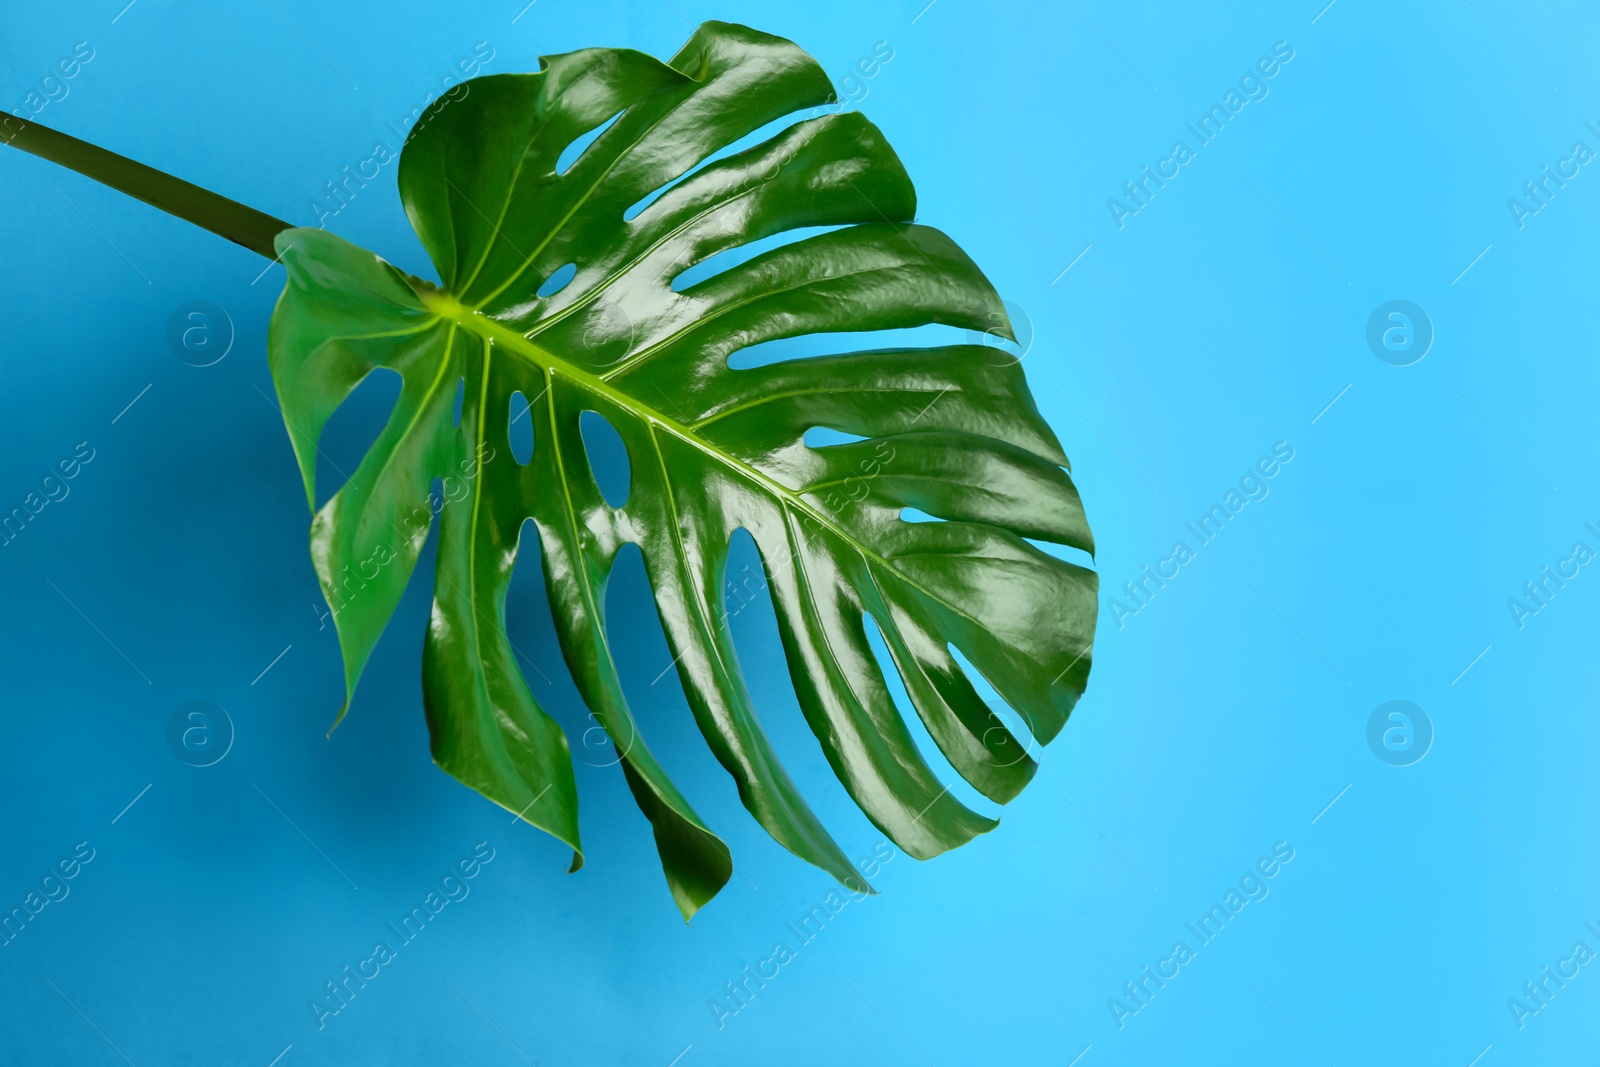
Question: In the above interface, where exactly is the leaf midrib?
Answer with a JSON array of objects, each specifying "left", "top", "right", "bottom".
[{"left": 422, "top": 296, "right": 988, "bottom": 633}]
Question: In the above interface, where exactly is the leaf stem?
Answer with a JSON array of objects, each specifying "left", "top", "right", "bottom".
[{"left": 1, "top": 113, "right": 291, "bottom": 259}]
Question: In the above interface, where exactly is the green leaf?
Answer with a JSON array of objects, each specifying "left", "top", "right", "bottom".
[{"left": 267, "top": 21, "right": 1098, "bottom": 919}]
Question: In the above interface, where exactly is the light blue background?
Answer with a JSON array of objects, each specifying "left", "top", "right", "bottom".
[{"left": 2, "top": 1, "right": 1596, "bottom": 1064}]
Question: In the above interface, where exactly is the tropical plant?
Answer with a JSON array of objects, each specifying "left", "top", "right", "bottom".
[{"left": 2, "top": 21, "right": 1098, "bottom": 918}]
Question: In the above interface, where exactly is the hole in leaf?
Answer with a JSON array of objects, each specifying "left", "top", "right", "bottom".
[
  {"left": 602, "top": 542, "right": 723, "bottom": 780},
  {"left": 556, "top": 110, "right": 624, "bottom": 176},
  {"left": 503, "top": 518, "right": 556, "bottom": 687},
  {"left": 670, "top": 225, "right": 843, "bottom": 294},
  {"left": 622, "top": 111, "right": 820, "bottom": 222},
  {"left": 508, "top": 391, "right": 534, "bottom": 465},
  {"left": 720, "top": 529, "right": 770, "bottom": 633},
  {"left": 802, "top": 427, "right": 867, "bottom": 449},
  {"left": 451, "top": 376, "right": 466, "bottom": 428},
  {"left": 316, "top": 367, "right": 402, "bottom": 508},
  {"left": 899, "top": 508, "right": 942, "bottom": 523},
  {"left": 623, "top": 190, "right": 664, "bottom": 225},
  {"left": 862, "top": 615, "right": 997, "bottom": 819},
  {"left": 719, "top": 528, "right": 857, "bottom": 813},
  {"left": 502, "top": 518, "right": 604, "bottom": 771},
  {"left": 949, "top": 643, "right": 1040, "bottom": 748},
  {"left": 580, "top": 410, "right": 631, "bottom": 508},
  {"left": 505, "top": 521, "right": 563, "bottom": 697},
  {"left": 727, "top": 323, "right": 984, "bottom": 370},
  {"left": 1025, "top": 537, "right": 1096, "bottom": 571},
  {"left": 537, "top": 262, "right": 577, "bottom": 298}
]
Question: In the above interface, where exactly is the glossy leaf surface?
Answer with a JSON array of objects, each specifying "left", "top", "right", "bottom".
[{"left": 268, "top": 21, "right": 1098, "bottom": 918}]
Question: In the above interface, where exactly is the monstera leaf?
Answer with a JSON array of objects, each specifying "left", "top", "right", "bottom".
[
  {"left": 5, "top": 21, "right": 1098, "bottom": 919},
  {"left": 269, "top": 21, "right": 1097, "bottom": 917}
]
